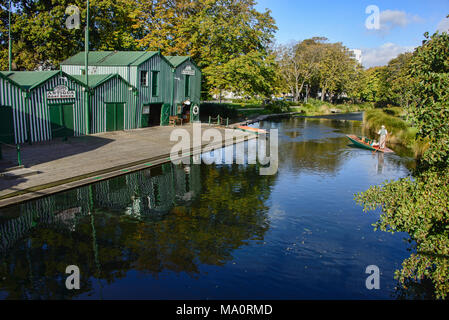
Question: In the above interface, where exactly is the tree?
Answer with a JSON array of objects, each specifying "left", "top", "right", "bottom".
[
  {"left": 0, "top": 0, "right": 142, "bottom": 70},
  {"left": 360, "top": 66, "right": 385, "bottom": 102},
  {"left": 136, "top": 0, "right": 278, "bottom": 99},
  {"left": 317, "top": 42, "right": 358, "bottom": 102},
  {"left": 275, "top": 37, "right": 326, "bottom": 101},
  {"left": 206, "top": 50, "right": 278, "bottom": 98},
  {"left": 376, "top": 52, "right": 414, "bottom": 107},
  {"left": 356, "top": 29, "right": 449, "bottom": 299}
]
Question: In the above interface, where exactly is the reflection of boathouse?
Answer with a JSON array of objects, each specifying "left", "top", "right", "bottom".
[
  {"left": 0, "top": 186, "right": 91, "bottom": 253},
  {"left": 0, "top": 163, "right": 201, "bottom": 252},
  {"left": 92, "top": 164, "right": 201, "bottom": 216}
]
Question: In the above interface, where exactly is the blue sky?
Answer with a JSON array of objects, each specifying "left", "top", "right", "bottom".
[{"left": 255, "top": 0, "right": 449, "bottom": 67}]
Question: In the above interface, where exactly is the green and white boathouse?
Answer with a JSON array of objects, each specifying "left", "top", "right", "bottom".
[
  {"left": 61, "top": 51, "right": 176, "bottom": 127},
  {"left": 1, "top": 51, "right": 202, "bottom": 145}
]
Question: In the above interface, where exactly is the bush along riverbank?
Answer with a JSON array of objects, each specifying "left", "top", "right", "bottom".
[
  {"left": 200, "top": 99, "right": 374, "bottom": 123},
  {"left": 289, "top": 98, "right": 373, "bottom": 116},
  {"left": 363, "top": 108, "right": 429, "bottom": 158}
]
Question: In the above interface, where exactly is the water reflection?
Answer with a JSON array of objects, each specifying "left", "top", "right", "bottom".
[
  {"left": 0, "top": 115, "right": 417, "bottom": 300},
  {"left": 377, "top": 153, "right": 384, "bottom": 175},
  {"left": 0, "top": 163, "right": 275, "bottom": 299}
]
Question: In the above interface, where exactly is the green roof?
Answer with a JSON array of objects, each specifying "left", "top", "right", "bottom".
[
  {"left": 165, "top": 56, "right": 191, "bottom": 67},
  {"left": 0, "top": 71, "right": 60, "bottom": 90},
  {"left": 61, "top": 51, "right": 159, "bottom": 67},
  {"left": 71, "top": 74, "right": 135, "bottom": 90}
]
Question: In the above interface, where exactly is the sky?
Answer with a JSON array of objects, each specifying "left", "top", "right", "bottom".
[{"left": 255, "top": 0, "right": 449, "bottom": 68}]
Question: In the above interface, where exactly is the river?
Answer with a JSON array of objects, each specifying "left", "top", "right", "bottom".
[{"left": 0, "top": 113, "right": 416, "bottom": 299}]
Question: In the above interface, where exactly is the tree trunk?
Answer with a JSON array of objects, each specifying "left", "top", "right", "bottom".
[{"left": 321, "top": 88, "right": 326, "bottom": 101}]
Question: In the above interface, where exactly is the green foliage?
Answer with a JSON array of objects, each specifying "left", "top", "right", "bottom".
[
  {"left": 356, "top": 29, "right": 449, "bottom": 299},
  {"left": 356, "top": 171, "right": 449, "bottom": 299},
  {"left": 0, "top": 0, "right": 141, "bottom": 70},
  {"left": 199, "top": 103, "right": 239, "bottom": 119},
  {"left": 383, "top": 106, "right": 406, "bottom": 117},
  {"left": 360, "top": 53, "right": 414, "bottom": 108},
  {"left": 264, "top": 100, "right": 290, "bottom": 113},
  {"left": 1, "top": 0, "right": 277, "bottom": 97},
  {"left": 136, "top": 0, "right": 278, "bottom": 98},
  {"left": 206, "top": 50, "right": 278, "bottom": 98},
  {"left": 275, "top": 38, "right": 362, "bottom": 103},
  {"left": 408, "top": 32, "right": 449, "bottom": 169},
  {"left": 363, "top": 109, "right": 426, "bottom": 155}
]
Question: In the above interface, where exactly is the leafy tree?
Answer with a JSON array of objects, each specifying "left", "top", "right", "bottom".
[
  {"left": 206, "top": 50, "right": 278, "bottom": 98},
  {"left": 275, "top": 38, "right": 360, "bottom": 103},
  {"left": 317, "top": 42, "right": 359, "bottom": 102},
  {"left": 275, "top": 37, "right": 326, "bottom": 101},
  {"left": 136, "top": 0, "right": 277, "bottom": 98},
  {"left": 356, "top": 29, "right": 449, "bottom": 299},
  {"left": 360, "top": 66, "right": 385, "bottom": 102},
  {"left": 0, "top": 0, "right": 141, "bottom": 70},
  {"left": 376, "top": 52, "right": 414, "bottom": 107}
]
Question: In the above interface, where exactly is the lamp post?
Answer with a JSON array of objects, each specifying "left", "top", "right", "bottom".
[
  {"left": 85, "top": 0, "right": 90, "bottom": 134},
  {"left": 8, "top": 0, "right": 12, "bottom": 71}
]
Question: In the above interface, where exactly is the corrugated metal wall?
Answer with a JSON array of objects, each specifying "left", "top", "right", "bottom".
[
  {"left": 61, "top": 53, "right": 202, "bottom": 127},
  {"left": 90, "top": 76, "right": 138, "bottom": 133},
  {"left": 29, "top": 76, "right": 88, "bottom": 142},
  {"left": 61, "top": 65, "right": 131, "bottom": 83},
  {"left": 135, "top": 55, "right": 173, "bottom": 127},
  {"left": 0, "top": 77, "right": 27, "bottom": 144},
  {"left": 173, "top": 60, "right": 202, "bottom": 113},
  {"left": 1, "top": 74, "right": 87, "bottom": 144}
]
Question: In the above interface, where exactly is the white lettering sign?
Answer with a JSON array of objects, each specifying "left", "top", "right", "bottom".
[
  {"left": 181, "top": 65, "right": 195, "bottom": 76},
  {"left": 47, "top": 85, "right": 76, "bottom": 100}
]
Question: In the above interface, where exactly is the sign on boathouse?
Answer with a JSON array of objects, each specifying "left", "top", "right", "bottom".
[
  {"left": 47, "top": 85, "right": 76, "bottom": 100},
  {"left": 181, "top": 65, "right": 195, "bottom": 76}
]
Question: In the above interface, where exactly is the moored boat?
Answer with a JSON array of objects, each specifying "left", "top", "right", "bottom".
[{"left": 237, "top": 126, "right": 268, "bottom": 135}]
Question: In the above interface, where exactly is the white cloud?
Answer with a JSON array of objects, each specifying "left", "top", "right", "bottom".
[
  {"left": 362, "top": 43, "right": 416, "bottom": 68},
  {"left": 376, "top": 10, "right": 422, "bottom": 33},
  {"left": 437, "top": 17, "right": 449, "bottom": 33}
]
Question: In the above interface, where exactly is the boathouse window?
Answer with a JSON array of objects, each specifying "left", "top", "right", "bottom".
[
  {"left": 185, "top": 75, "right": 191, "bottom": 97},
  {"left": 140, "top": 71, "right": 148, "bottom": 87},
  {"left": 152, "top": 71, "right": 159, "bottom": 96}
]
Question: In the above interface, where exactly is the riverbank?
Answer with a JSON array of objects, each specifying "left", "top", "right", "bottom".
[
  {"left": 289, "top": 99, "right": 373, "bottom": 116},
  {"left": 363, "top": 109, "right": 429, "bottom": 157},
  {"left": 200, "top": 99, "right": 373, "bottom": 124}
]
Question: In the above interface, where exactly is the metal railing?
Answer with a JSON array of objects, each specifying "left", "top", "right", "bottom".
[
  {"left": 0, "top": 141, "right": 22, "bottom": 167},
  {"left": 208, "top": 115, "right": 229, "bottom": 127}
]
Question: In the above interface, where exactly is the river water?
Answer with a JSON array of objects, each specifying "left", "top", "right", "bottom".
[{"left": 0, "top": 113, "right": 416, "bottom": 299}]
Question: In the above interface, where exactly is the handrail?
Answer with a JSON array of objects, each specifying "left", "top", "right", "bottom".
[
  {"left": 208, "top": 115, "right": 229, "bottom": 127},
  {"left": 0, "top": 142, "right": 22, "bottom": 166}
]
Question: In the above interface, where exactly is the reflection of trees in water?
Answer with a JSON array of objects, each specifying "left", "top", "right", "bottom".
[
  {"left": 394, "top": 277, "right": 437, "bottom": 300},
  {"left": 268, "top": 117, "right": 360, "bottom": 174},
  {"left": 0, "top": 162, "right": 274, "bottom": 299},
  {"left": 275, "top": 117, "right": 415, "bottom": 174}
]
